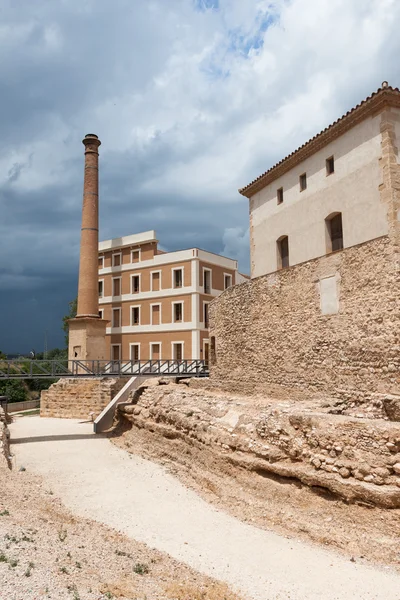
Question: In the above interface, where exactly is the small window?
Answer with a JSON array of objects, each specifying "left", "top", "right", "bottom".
[
  {"left": 132, "top": 275, "right": 140, "bottom": 294},
  {"left": 112, "top": 278, "right": 121, "bottom": 297},
  {"left": 173, "top": 343, "right": 183, "bottom": 360},
  {"left": 112, "top": 253, "right": 121, "bottom": 267},
  {"left": 224, "top": 274, "right": 232, "bottom": 290},
  {"left": 98, "top": 309, "right": 104, "bottom": 319},
  {"left": 131, "top": 249, "right": 140, "bottom": 263},
  {"left": 173, "top": 302, "right": 183, "bottom": 322},
  {"left": 130, "top": 344, "right": 140, "bottom": 362},
  {"left": 326, "top": 212, "right": 343, "bottom": 253},
  {"left": 131, "top": 306, "right": 140, "bottom": 325},
  {"left": 299, "top": 173, "right": 307, "bottom": 191},
  {"left": 204, "top": 303, "right": 209, "bottom": 328},
  {"left": 277, "top": 187, "right": 284, "bottom": 204},
  {"left": 203, "top": 269, "right": 211, "bottom": 294},
  {"left": 98, "top": 280, "right": 104, "bottom": 298},
  {"left": 112, "top": 308, "right": 121, "bottom": 328},
  {"left": 98, "top": 256, "right": 104, "bottom": 269},
  {"left": 151, "top": 343, "right": 160, "bottom": 360},
  {"left": 152, "top": 271, "right": 160, "bottom": 291},
  {"left": 326, "top": 156, "right": 335, "bottom": 176},
  {"left": 151, "top": 304, "right": 160, "bottom": 325},
  {"left": 277, "top": 236, "right": 289, "bottom": 269},
  {"left": 173, "top": 268, "right": 183, "bottom": 288}
]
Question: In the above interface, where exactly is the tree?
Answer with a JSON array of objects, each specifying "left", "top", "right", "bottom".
[
  {"left": 0, "top": 380, "right": 27, "bottom": 403},
  {"left": 62, "top": 298, "right": 77, "bottom": 347}
]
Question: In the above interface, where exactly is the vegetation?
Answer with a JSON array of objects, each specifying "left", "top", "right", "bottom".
[
  {"left": 0, "top": 298, "right": 76, "bottom": 403},
  {"left": 62, "top": 297, "right": 77, "bottom": 347}
]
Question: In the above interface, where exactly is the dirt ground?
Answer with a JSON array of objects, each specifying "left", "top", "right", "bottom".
[
  {"left": 111, "top": 419, "right": 400, "bottom": 569},
  {"left": 0, "top": 460, "right": 242, "bottom": 600}
]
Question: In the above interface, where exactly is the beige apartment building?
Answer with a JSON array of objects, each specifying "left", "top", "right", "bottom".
[{"left": 98, "top": 230, "right": 245, "bottom": 362}]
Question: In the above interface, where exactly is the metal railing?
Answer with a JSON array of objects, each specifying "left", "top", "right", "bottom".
[{"left": 0, "top": 359, "right": 209, "bottom": 379}]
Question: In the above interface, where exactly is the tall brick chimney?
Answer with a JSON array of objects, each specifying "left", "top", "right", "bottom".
[
  {"left": 68, "top": 134, "right": 107, "bottom": 364},
  {"left": 77, "top": 134, "right": 101, "bottom": 318}
]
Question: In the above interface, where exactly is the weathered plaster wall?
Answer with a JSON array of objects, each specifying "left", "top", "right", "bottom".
[
  {"left": 250, "top": 114, "right": 388, "bottom": 277},
  {"left": 209, "top": 235, "right": 399, "bottom": 405}
]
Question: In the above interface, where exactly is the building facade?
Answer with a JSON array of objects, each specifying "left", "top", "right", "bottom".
[
  {"left": 209, "top": 83, "right": 400, "bottom": 406},
  {"left": 98, "top": 230, "right": 245, "bottom": 362},
  {"left": 242, "top": 83, "right": 399, "bottom": 278}
]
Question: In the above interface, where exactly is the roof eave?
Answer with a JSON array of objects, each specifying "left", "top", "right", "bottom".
[{"left": 239, "top": 86, "right": 400, "bottom": 199}]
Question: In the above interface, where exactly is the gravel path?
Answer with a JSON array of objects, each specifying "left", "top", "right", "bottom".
[{"left": 10, "top": 416, "right": 400, "bottom": 600}]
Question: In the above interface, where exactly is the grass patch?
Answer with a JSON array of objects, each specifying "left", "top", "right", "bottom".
[
  {"left": 133, "top": 562, "right": 149, "bottom": 575},
  {"left": 0, "top": 510, "right": 10, "bottom": 517}
]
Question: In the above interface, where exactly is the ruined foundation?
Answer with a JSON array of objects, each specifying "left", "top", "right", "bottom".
[
  {"left": 117, "top": 380, "right": 400, "bottom": 509},
  {"left": 40, "top": 378, "right": 128, "bottom": 420},
  {"left": 0, "top": 407, "right": 11, "bottom": 469}
]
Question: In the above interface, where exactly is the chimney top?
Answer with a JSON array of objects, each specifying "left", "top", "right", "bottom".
[
  {"left": 382, "top": 81, "right": 389, "bottom": 89},
  {"left": 82, "top": 133, "right": 101, "bottom": 148}
]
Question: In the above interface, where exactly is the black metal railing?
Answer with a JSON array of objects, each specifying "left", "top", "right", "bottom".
[{"left": 0, "top": 359, "right": 208, "bottom": 379}]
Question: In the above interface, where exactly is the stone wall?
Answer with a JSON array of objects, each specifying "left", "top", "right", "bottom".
[
  {"left": 209, "top": 235, "right": 399, "bottom": 408},
  {"left": 40, "top": 377, "right": 128, "bottom": 420},
  {"left": 0, "top": 407, "right": 11, "bottom": 469},
  {"left": 118, "top": 381, "right": 400, "bottom": 508}
]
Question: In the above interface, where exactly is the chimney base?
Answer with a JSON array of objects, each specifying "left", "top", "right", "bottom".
[{"left": 68, "top": 317, "right": 108, "bottom": 365}]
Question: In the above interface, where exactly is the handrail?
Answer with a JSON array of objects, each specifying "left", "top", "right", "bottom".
[{"left": 0, "top": 359, "right": 209, "bottom": 379}]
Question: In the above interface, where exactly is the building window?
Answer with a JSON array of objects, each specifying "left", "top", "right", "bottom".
[
  {"left": 111, "top": 345, "right": 121, "bottom": 361},
  {"left": 326, "top": 212, "right": 343, "bottom": 253},
  {"left": 277, "top": 187, "right": 284, "bottom": 205},
  {"left": 173, "top": 302, "right": 183, "bottom": 322},
  {"left": 277, "top": 236, "right": 289, "bottom": 269},
  {"left": 224, "top": 274, "right": 232, "bottom": 290},
  {"left": 98, "top": 256, "right": 104, "bottom": 269},
  {"left": 150, "top": 343, "right": 161, "bottom": 360},
  {"left": 112, "top": 277, "right": 121, "bottom": 297},
  {"left": 130, "top": 344, "right": 140, "bottom": 362},
  {"left": 112, "top": 308, "right": 121, "bottom": 328},
  {"left": 151, "top": 271, "right": 161, "bottom": 291},
  {"left": 131, "top": 306, "right": 140, "bottom": 325},
  {"left": 203, "top": 269, "right": 211, "bottom": 294},
  {"left": 98, "top": 280, "right": 104, "bottom": 298},
  {"left": 131, "top": 275, "right": 140, "bottom": 294},
  {"left": 112, "top": 253, "right": 121, "bottom": 267},
  {"left": 326, "top": 156, "right": 335, "bottom": 176},
  {"left": 98, "top": 309, "right": 104, "bottom": 319},
  {"left": 151, "top": 304, "right": 160, "bottom": 325},
  {"left": 299, "top": 173, "right": 307, "bottom": 191},
  {"left": 204, "top": 303, "right": 209, "bottom": 329},
  {"left": 131, "top": 249, "right": 140, "bottom": 263},
  {"left": 173, "top": 268, "right": 183, "bottom": 288},
  {"left": 173, "top": 343, "right": 183, "bottom": 360}
]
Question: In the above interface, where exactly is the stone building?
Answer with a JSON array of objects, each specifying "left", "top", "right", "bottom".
[
  {"left": 98, "top": 230, "right": 246, "bottom": 362},
  {"left": 209, "top": 83, "right": 400, "bottom": 406}
]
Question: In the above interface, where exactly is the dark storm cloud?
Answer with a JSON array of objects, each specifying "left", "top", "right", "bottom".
[{"left": 1, "top": 0, "right": 399, "bottom": 353}]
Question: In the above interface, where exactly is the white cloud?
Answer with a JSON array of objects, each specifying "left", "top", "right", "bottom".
[{"left": 1, "top": 0, "right": 400, "bottom": 347}]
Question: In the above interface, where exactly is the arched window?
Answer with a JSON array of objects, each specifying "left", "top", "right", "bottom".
[
  {"left": 325, "top": 212, "right": 343, "bottom": 253},
  {"left": 277, "top": 235, "right": 289, "bottom": 269}
]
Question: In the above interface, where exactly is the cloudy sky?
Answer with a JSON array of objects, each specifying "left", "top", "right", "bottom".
[{"left": 1, "top": 0, "right": 399, "bottom": 353}]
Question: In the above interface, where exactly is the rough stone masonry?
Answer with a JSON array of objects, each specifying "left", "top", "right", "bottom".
[{"left": 118, "top": 379, "right": 400, "bottom": 508}]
